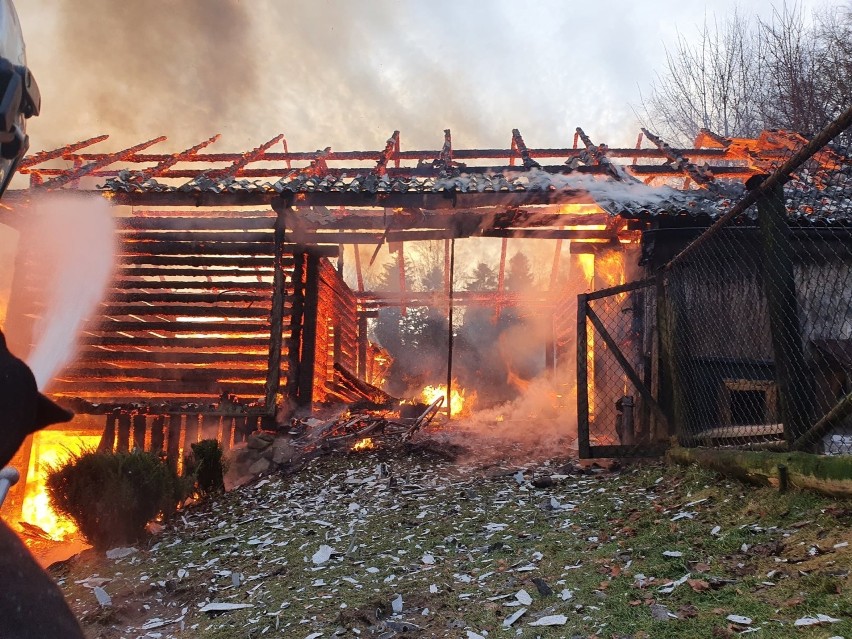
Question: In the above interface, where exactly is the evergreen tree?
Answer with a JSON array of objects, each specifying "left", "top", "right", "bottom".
[
  {"left": 465, "top": 262, "right": 498, "bottom": 291},
  {"left": 506, "top": 252, "right": 535, "bottom": 291}
]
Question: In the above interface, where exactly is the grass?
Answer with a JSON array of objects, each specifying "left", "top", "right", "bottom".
[{"left": 51, "top": 451, "right": 851, "bottom": 639}]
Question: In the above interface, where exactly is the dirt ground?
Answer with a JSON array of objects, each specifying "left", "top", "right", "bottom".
[{"left": 46, "top": 440, "right": 851, "bottom": 639}]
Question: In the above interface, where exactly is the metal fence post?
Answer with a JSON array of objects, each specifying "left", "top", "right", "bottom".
[{"left": 577, "top": 293, "right": 590, "bottom": 458}]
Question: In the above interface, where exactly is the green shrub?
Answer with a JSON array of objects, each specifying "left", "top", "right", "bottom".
[
  {"left": 46, "top": 449, "right": 186, "bottom": 549},
  {"left": 185, "top": 439, "right": 227, "bottom": 497}
]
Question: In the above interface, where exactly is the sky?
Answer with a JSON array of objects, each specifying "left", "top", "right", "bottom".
[{"left": 16, "top": 0, "right": 833, "bottom": 156}]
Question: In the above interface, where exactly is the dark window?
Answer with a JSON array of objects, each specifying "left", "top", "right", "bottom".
[{"left": 730, "top": 389, "right": 766, "bottom": 425}]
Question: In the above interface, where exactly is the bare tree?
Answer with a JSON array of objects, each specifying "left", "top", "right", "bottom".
[
  {"left": 638, "top": 9, "right": 763, "bottom": 143},
  {"left": 637, "top": 2, "right": 852, "bottom": 144}
]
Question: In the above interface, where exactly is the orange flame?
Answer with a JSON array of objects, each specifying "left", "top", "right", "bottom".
[
  {"left": 21, "top": 431, "right": 100, "bottom": 541},
  {"left": 420, "top": 383, "right": 475, "bottom": 418},
  {"left": 351, "top": 437, "right": 375, "bottom": 452}
]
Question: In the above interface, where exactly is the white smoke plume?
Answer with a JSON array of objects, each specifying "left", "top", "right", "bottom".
[{"left": 21, "top": 194, "right": 115, "bottom": 390}]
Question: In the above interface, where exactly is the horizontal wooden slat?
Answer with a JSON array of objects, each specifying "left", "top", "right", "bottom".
[
  {"left": 117, "top": 266, "right": 275, "bottom": 278},
  {"left": 97, "top": 304, "right": 274, "bottom": 318},
  {"left": 63, "top": 365, "right": 270, "bottom": 377},
  {"left": 117, "top": 216, "right": 275, "bottom": 230},
  {"left": 109, "top": 279, "right": 272, "bottom": 291},
  {"left": 84, "top": 320, "right": 272, "bottom": 333},
  {"left": 122, "top": 230, "right": 274, "bottom": 243},
  {"left": 74, "top": 350, "right": 269, "bottom": 364},
  {"left": 107, "top": 292, "right": 268, "bottom": 303},
  {"left": 119, "top": 241, "right": 273, "bottom": 256},
  {"left": 49, "top": 380, "right": 266, "bottom": 394},
  {"left": 116, "top": 255, "right": 276, "bottom": 267},
  {"left": 78, "top": 335, "right": 275, "bottom": 347}
]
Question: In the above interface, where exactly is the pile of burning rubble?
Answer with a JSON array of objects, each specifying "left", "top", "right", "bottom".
[{"left": 227, "top": 397, "right": 446, "bottom": 482}]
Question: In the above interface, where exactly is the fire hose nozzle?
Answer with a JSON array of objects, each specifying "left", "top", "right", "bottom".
[{"left": 0, "top": 466, "right": 20, "bottom": 507}]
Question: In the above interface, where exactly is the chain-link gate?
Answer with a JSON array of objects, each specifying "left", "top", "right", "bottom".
[{"left": 577, "top": 277, "right": 669, "bottom": 458}]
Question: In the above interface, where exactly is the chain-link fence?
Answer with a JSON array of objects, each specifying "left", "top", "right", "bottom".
[
  {"left": 578, "top": 106, "right": 852, "bottom": 458},
  {"left": 659, "top": 109, "right": 852, "bottom": 456}
]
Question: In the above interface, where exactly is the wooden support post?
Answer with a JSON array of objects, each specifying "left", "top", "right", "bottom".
[
  {"left": 286, "top": 253, "right": 306, "bottom": 400},
  {"left": 221, "top": 417, "right": 233, "bottom": 451},
  {"left": 495, "top": 238, "right": 508, "bottom": 322},
  {"left": 166, "top": 413, "right": 182, "bottom": 473},
  {"left": 357, "top": 313, "right": 368, "bottom": 380},
  {"left": 116, "top": 411, "right": 131, "bottom": 453},
  {"left": 264, "top": 215, "right": 287, "bottom": 418},
  {"left": 298, "top": 253, "right": 321, "bottom": 406},
  {"left": 201, "top": 414, "right": 220, "bottom": 442},
  {"left": 444, "top": 238, "right": 451, "bottom": 296},
  {"left": 132, "top": 412, "right": 146, "bottom": 451},
  {"left": 446, "top": 239, "right": 456, "bottom": 419},
  {"left": 577, "top": 293, "right": 591, "bottom": 458},
  {"left": 545, "top": 239, "right": 562, "bottom": 372},
  {"left": 752, "top": 177, "right": 813, "bottom": 444},
  {"left": 150, "top": 415, "right": 165, "bottom": 455},
  {"left": 397, "top": 243, "right": 407, "bottom": 317},
  {"left": 184, "top": 414, "right": 200, "bottom": 448},
  {"left": 354, "top": 244, "right": 364, "bottom": 292},
  {"left": 98, "top": 410, "right": 118, "bottom": 453}
]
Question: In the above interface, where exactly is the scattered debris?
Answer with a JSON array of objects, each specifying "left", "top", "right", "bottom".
[
  {"left": 105, "top": 546, "right": 137, "bottom": 560},
  {"left": 93, "top": 586, "right": 111, "bottom": 607},
  {"left": 794, "top": 614, "right": 841, "bottom": 627},
  {"left": 503, "top": 608, "right": 527, "bottom": 628},
  {"left": 529, "top": 614, "right": 568, "bottom": 626},
  {"left": 198, "top": 602, "right": 254, "bottom": 613}
]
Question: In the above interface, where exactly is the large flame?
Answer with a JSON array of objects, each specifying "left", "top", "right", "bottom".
[
  {"left": 20, "top": 431, "right": 100, "bottom": 541},
  {"left": 420, "top": 382, "right": 474, "bottom": 418}
]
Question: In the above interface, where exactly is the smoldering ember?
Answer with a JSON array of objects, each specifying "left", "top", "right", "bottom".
[{"left": 0, "top": 90, "right": 850, "bottom": 639}]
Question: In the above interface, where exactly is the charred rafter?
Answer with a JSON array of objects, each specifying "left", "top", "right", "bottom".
[
  {"left": 431, "top": 129, "right": 454, "bottom": 171},
  {"left": 19, "top": 135, "right": 110, "bottom": 170},
  {"left": 641, "top": 127, "right": 715, "bottom": 186},
  {"left": 136, "top": 134, "right": 221, "bottom": 182},
  {"left": 574, "top": 127, "right": 626, "bottom": 181},
  {"left": 375, "top": 131, "right": 400, "bottom": 177},
  {"left": 510, "top": 129, "right": 540, "bottom": 169},
  {"left": 37, "top": 136, "right": 167, "bottom": 189}
]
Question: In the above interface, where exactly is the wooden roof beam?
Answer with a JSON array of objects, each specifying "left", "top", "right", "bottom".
[
  {"left": 641, "top": 127, "right": 715, "bottom": 186},
  {"left": 138, "top": 134, "right": 221, "bottom": 181},
  {"left": 38, "top": 136, "right": 166, "bottom": 189},
  {"left": 374, "top": 131, "right": 401, "bottom": 177},
  {"left": 510, "top": 129, "right": 540, "bottom": 169}
]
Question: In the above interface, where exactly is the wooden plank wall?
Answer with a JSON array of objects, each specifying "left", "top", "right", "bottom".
[
  {"left": 45, "top": 214, "right": 285, "bottom": 407},
  {"left": 310, "top": 258, "right": 358, "bottom": 403}
]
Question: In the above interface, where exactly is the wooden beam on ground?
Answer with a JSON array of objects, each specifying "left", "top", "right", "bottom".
[{"left": 667, "top": 446, "right": 852, "bottom": 498}]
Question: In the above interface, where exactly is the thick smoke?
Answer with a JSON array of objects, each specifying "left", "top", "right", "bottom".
[
  {"left": 17, "top": 0, "right": 674, "bottom": 153},
  {"left": 24, "top": 0, "right": 259, "bottom": 149}
]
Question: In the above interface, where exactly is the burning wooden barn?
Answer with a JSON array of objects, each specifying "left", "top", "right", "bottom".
[{"left": 2, "top": 125, "right": 840, "bottom": 536}]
